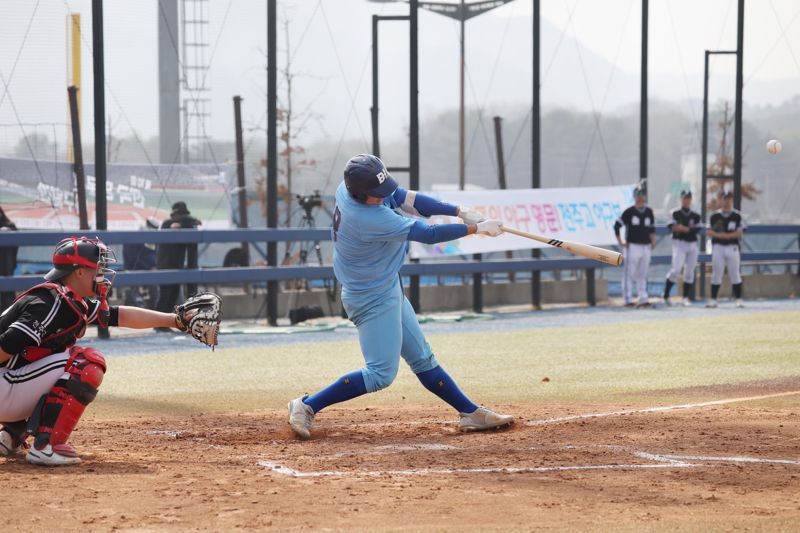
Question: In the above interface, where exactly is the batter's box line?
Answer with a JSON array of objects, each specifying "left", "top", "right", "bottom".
[
  {"left": 257, "top": 448, "right": 800, "bottom": 478},
  {"left": 525, "top": 390, "right": 800, "bottom": 426}
]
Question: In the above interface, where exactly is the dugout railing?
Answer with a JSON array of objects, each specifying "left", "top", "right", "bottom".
[{"left": 0, "top": 225, "right": 798, "bottom": 314}]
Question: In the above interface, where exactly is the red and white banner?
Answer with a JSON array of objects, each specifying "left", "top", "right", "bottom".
[{"left": 409, "top": 184, "right": 636, "bottom": 258}]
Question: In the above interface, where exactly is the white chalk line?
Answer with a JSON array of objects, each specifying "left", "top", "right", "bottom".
[
  {"left": 525, "top": 390, "right": 800, "bottom": 426},
  {"left": 257, "top": 447, "right": 799, "bottom": 478}
]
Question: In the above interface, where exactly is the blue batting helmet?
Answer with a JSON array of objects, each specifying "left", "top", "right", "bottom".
[{"left": 343, "top": 154, "right": 398, "bottom": 203}]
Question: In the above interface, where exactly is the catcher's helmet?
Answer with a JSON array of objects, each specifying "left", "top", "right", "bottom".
[
  {"left": 44, "top": 236, "right": 116, "bottom": 284},
  {"left": 343, "top": 154, "right": 398, "bottom": 203}
]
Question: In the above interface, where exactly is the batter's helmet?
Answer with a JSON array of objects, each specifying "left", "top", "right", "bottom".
[
  {"left": 45, "top": 236, "right": 116, "bottom": 284},
  {"left": 680, "top": 189, "right": 692, "bottom": 198},
  {"left": 343, "top": 154, "right": 398, "bottom": 203}
]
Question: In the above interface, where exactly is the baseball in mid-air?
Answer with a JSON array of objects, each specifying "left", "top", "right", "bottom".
[{"left": 767, "top": 139, "right": 782, "bottom": 155}]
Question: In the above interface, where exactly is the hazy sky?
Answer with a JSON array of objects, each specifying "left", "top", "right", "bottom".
[{"left": 1, "top": 0, "right": 799, "bottom": 157}]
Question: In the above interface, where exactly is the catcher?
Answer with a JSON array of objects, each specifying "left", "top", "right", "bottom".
[{"left": 0, "top": 236, "right": 220, "bottom": 466}]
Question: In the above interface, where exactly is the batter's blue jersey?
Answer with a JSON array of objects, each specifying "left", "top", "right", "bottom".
[{"left": 332, "top": 181, "right": 415, "bottom": 293}]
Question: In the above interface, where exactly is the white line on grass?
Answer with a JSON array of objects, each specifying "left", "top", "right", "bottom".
[{"left": 525, "top": 390, "right": 800, "bottom": 426}]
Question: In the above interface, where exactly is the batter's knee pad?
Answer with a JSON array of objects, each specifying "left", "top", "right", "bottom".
[{"left": 30, "top": 346, "right": 106, "bottom": 448}]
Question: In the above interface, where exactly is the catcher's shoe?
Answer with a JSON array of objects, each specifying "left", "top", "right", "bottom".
[
  {"left": 288, "top": 396, "right": 315, "bottom": 440},
  {"left": 458, "top": 407, "right": 514, "bottom": 432},
  {"left": 26, "top": 443, "right": 81, "bottom": 466},
  {"left": 0, "top": 427, "right": 27, "bottom": 456}
]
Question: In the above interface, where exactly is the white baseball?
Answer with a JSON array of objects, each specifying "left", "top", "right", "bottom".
[{"left": 767, "top": 139, "right": 782, "bottom": 155}]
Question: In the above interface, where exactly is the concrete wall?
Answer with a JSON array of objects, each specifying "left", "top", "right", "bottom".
[
  {"left": 697, "top": 272, "right": 800, "bottom": 299},
  {"left": 212, "top": 278, "right": 608, "bottom": 319}
]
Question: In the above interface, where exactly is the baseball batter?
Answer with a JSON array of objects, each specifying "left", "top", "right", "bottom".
[
  {"left": 706, "top": 191, "right": 746, "bottom": 308},
  {"left": 287, "top": 154, "right": 513, "bottom": 439},
  {"left": 0, "top": 237, "right": 219, "bottom": 466},
  {"left": 663, "top": 190, "right": 701, "bottom": 306},
  {"left": 614, "top": 188, "right": 656, "bottom": 307}
]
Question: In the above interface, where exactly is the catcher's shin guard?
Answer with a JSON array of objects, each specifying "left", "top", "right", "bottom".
[{"left": 29, "top": 346, "right": 106, "bottom": 449}]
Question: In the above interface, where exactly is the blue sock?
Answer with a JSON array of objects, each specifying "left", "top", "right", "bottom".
[
  {"left": 416, "top": 365, "right": 478, "bottom": 414},
  {"left": 302, "top": 371, "right": 367, "bottom": 413}
]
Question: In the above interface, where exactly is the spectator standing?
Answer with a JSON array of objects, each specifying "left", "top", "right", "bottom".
[
  {"left": 154, "top": 202, "right": 201, "bottom": 328},
  {"left": 0, "top": 207, "right": 18, "bottom": 310}
]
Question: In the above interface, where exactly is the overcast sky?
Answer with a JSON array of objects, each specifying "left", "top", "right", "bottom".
[{"left": 1, "top": 0, "right": 799, "bottom": 156}]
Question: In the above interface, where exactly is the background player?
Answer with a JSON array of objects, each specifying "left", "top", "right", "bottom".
[
  {"left": 287, "top": 154, "right": 513, "bottom": 440},
  {"left": 614, "top": 188, "right": 656, "bottom": 308},
  {"left": 707, "top": 191, "right": 746, "bottom": 308},
  {"left": 663, "top": 190, "right": 701, "bottom": 306},
  {"left": 0, "top": 237, "right": 209, "bottom": 466}
]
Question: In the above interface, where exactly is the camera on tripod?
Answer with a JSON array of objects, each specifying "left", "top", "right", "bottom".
[{"left": 296, "top": 190, "right": 322, "bottom": 216}]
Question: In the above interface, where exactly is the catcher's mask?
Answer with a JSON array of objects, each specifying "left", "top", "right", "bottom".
[{"left": 45, "top": 236, "right": 117, "bottom": 296}]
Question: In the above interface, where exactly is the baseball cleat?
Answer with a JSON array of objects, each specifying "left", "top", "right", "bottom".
[
  {"left": 623, "top": 302, "right": 636, "bottom": 308},
  {"left": 636, "top": 302, "right": 651, "bottom": 309},
  {"left": 458, "top": 407, "right": 514, "bottom": 432},
  {"left": 706, "top": 299, "right": 718, "bottom": 308},
  {"left": 735, "top": 299, "right": 744, "bottom": 308},
  {"left": 26, "top": 443, "right": 81, "bottom": 466},
  {"left": 682, "top": 297, "right": 692, "bottom": 307},
  {"left": 663, "top": 298, "right": 672, "bottom": 307},
  {"left": 288, "top": 396, "right": 315, "bottom": 440},
  {"left": 0, "top": 427, "right": 26, "bottom": 456}
]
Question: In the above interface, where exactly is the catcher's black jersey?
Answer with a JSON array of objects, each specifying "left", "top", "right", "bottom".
[
  {"left": 668, "top": 208, "right": 702, "bottom": 242},
  {"left": 709, "top": 209, "right": 746, "bottom": 245},
  {"left": 614, "top": 206, "right": 656, "bottom": 245},
  {"left": 0, "top": 282, "right": 119, "bottom": 370}
]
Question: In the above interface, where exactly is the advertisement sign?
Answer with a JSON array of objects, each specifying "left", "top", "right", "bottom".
[{"left": 409, "top": 184, "right": 635, "bottom": 258}]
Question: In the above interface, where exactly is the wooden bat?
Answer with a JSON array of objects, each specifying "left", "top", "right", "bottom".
[{"left": 503, "top": 226, "right": 623, "bottom": 266}]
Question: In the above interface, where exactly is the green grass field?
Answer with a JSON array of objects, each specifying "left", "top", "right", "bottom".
[{"left": 96, "top": 310, "right": 800, "bottom": 416}]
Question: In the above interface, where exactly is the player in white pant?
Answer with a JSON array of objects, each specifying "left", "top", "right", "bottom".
[
  {"left": 706, "top": 192, "right": 746, "bottom": 308},
  {"left": 614, "top": 188, "right": 656, "bottom": 307},
  {"left": 663, "top": 190, "right": 701, "bottom": 306}
]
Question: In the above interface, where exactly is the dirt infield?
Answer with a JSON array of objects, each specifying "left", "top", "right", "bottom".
[{"left": 3, "top": 399, "right": 799, "bottom": 531}]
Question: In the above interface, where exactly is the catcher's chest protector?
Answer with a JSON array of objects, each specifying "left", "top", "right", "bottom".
[{"left": 9, "top": 283, "right": 91, "bottom": 368}]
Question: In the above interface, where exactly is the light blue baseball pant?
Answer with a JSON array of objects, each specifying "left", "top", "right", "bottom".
[{"left": 341, "top": 277, "right": 439, "bottom": 393}]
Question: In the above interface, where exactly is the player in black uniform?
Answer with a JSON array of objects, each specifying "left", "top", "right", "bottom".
[
  {"left": 707, "top": 192, "right": 746, "bottom": 308},
  {"left": 663, "top": 190, "right": 702, "bottom": 306},
  {"left": 614, "top": 188, "right": 656, "bottom": 307},
  {"left": 0, "top": 236, "right": 199, "bottom": 466}
]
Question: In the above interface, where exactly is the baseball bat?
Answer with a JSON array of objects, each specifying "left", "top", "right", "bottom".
[{"left": 503, "top": 226, "right": 623, "bottom": 266}]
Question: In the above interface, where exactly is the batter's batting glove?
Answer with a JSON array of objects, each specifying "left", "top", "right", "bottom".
[
  {"left": 458, "top": 208, "right": 486, "bottom": 225},
  {"left": 476, "top": 219, "right": 504, "bottom": 237}
]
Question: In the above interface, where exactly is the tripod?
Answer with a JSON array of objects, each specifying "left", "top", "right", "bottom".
[{"left": 282, "top": 200, "right": 337, "bottom": 319}]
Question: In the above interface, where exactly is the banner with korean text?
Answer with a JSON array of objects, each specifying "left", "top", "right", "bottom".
[{"left": 409, "top": 184, "right": 635, "bottom": 258}]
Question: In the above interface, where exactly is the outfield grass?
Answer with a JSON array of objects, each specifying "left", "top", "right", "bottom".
[{"left": 96, "top": 310, "right": 800, "bottom": 415}]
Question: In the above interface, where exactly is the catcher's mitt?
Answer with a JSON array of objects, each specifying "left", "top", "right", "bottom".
[{"left": 175, "top": 292, "right": 221, "bottom": 348}]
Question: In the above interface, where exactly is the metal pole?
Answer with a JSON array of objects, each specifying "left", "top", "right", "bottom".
[
  {"left": 700, "top": 51, "right": 710, "bottom": 300},
  {"left": 371, "top": 15, "right": 380, "bottom": 157},
  {"left": 493, "top": 116, "right": 506, "bottom": 189},
  {"left": 531, "top": 0, "right": 542, "bottom": 309},
  {"left": 733, "top": 0, "right": 745, "bottom": 210},
  {"left": 459, "top": 1, "right": 466, "bottom": 191},
  {"left": 409, "top": 0, "right": 421, "bottom": 312},
  {"left": 68, "top": 86, "right": 89, "bottom": 230},
  {"left": 267, "top": 0, "right": 279, "bottom": 325},
  {"left": 158, "top": 0, "right": 180, "bottom": 164},
  {"left": 640, "top": 0, "right": 648, "bottom": 193},
  {"left": 233, "top": 96, "right": 250, "bottom": 265},
  {"left": 91, "top": 0, "right": 108, "bottom": 339},
  {"left": 92, "top": 0, "right": 106, "bottom": 231}
]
